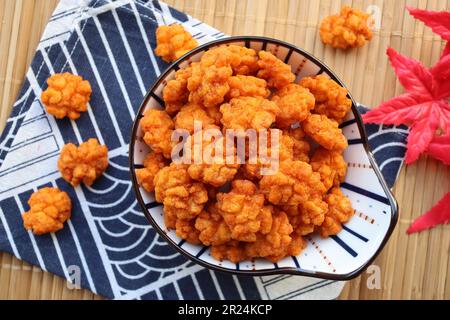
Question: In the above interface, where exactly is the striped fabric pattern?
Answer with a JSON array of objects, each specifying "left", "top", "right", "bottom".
[{"left": 0, "top": 0, "right": 406, "bottom": 300}]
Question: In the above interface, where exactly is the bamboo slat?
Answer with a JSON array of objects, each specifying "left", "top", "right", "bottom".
[{"left": 0, "top": 0, "right": 449, "bottom": 300}]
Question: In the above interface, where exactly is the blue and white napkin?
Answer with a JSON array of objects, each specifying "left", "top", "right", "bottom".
[{"left": 0, "top": 0, "right": 407, "bottom": 300}]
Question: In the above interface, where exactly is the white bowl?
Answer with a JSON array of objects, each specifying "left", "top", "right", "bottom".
[{"left": 129, "top": 36, "right": 398, "bottom": 280}]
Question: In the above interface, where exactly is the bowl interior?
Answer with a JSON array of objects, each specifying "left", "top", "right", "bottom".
[{"left": 129, "top": 37, "right": 398, "bottom": 280}]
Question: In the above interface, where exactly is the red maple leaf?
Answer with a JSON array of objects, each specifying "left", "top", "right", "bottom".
[
  {"left": 427, "top": 135, "right": 450, "bottom": 165},
  {"left": 407, "top": 192, "right": 450, "bottom": 234},
  {"left": 426, "top": 53, "right": 450, "bottom": 162},
  {"left": 365, "top": 7, "right": 450, "bottom": 235},
  {"left": 407, "top": 6, "right": 450, "bottom": 57},
  {"left": 362, "top": 48, "right": 450, "bottom": 164}
]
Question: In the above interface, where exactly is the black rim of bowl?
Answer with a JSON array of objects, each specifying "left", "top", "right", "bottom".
[{"left": 129, "top": 36, "right": 399, "bottom": 280}]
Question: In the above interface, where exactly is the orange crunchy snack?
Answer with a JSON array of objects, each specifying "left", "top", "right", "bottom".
[
  {"left": 187, "top": 131, "right": 240, "bottom": 188},
  {"left": 41, "top": 72, "right": 91, "bottom": 120},
  {"left": 188, "top": 62, "right": 232, "bottom": 108},
  {"left": 284, "top": 206, "right": 313, "bottom": 236},
  {"left": 138, "top": 44, "right": 355, "bottom": 263},
  {"left": 211, "top": 241, "right": 247, "bottom": 263},
  {"left": 284, "top": 195, "right": 329, "bottom": 237},
  {"left": 242, "top": 130, "right": 297, "bottom": 180},
  {"left": 220, "top": 97, "right": 280, "bottom": 131},
  {"left": 195, "top": 204, "right": 232, "bottom": 246},
  {"left": 216, "top": 180, "right": 273, "bottom": 242},
  {"left": 175, "top": 219, "right": 201, "bottom": 245},
  {"left": 186, "top": 45, "right": 261, "bottom": 108},
  {"left": 22, "top": 187, "right": 72, "bottom": 235},
  {"left": 154, "top": 163, "right": 190, "bottom": 202},
  {"left": 163, "top": 66, "right": 192, "bottom": 115},
  {"left": 174, "top": 102, "right": 217, "bottom": 134},
  {"left": 320, "top": 6, "right": 373, "bottom": 49},
  {"left": 140, "top": 109, "right": 174, "bottom": 159},
  {"left": 302, "top": 114, "right": 348, "bottom": 151},
  {"left": 225, "top": 45, "right": 259, "bottom": 75},
  {"left": 300, "top": 75, "right": 352, "bottom": 123},
  {"left": 257, "top": 51, "right": 295, "bottom": 89},
  {"left": 272, "top": 83, "right": 315, "bottom": 128},
  {"left": 174, "top": 46, "right": 270, "bottom": 110},
  {"left": 227, "top": 75, "right": 270, "bottom": 99},
  {"left": 285, "top": 127, "right": 311, "bottom": 163},
  {"left": 245, "top": 211, "right": 304, "bottom": 262},
  {"left": 299, "top": 197, "right": 329, "bottom": 235},
  {"left": 201, "top": 45, "right": 259, "bottom": 75},
  {"left": 319, "top": 188, "right": 354, "bottom": 237},
  {"left": 58, "top": 138, "right": 108, "bottom": 187},
  {"left": 203, "top": 105, "right": 222, "bottom": 125},
  {"left": 259, "top": 159, "right": 326, "bottom": 206},
  {"left": 154, "top": 163, "right": 208, "bottom": 226},
  {"left": 136, "top": 152, "right": 168, "bottom": 192},
  {"left": 211, "top": 211, "right": 306, "bottom": 263},
  {"left": 155, "top": 24, "right": 198, "bottom": 63},
  {"left": 311, "top": 147, "right": 347, "bottom": 191}
]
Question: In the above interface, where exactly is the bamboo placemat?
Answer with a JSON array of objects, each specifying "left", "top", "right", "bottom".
[{"left": 0, "top": 0, "right": 448, "bottom": 300}]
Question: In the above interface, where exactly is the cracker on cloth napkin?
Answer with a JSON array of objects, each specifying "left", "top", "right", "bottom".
[{"left": 0, "top": 0, "right": 406, "bottom": 300}]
